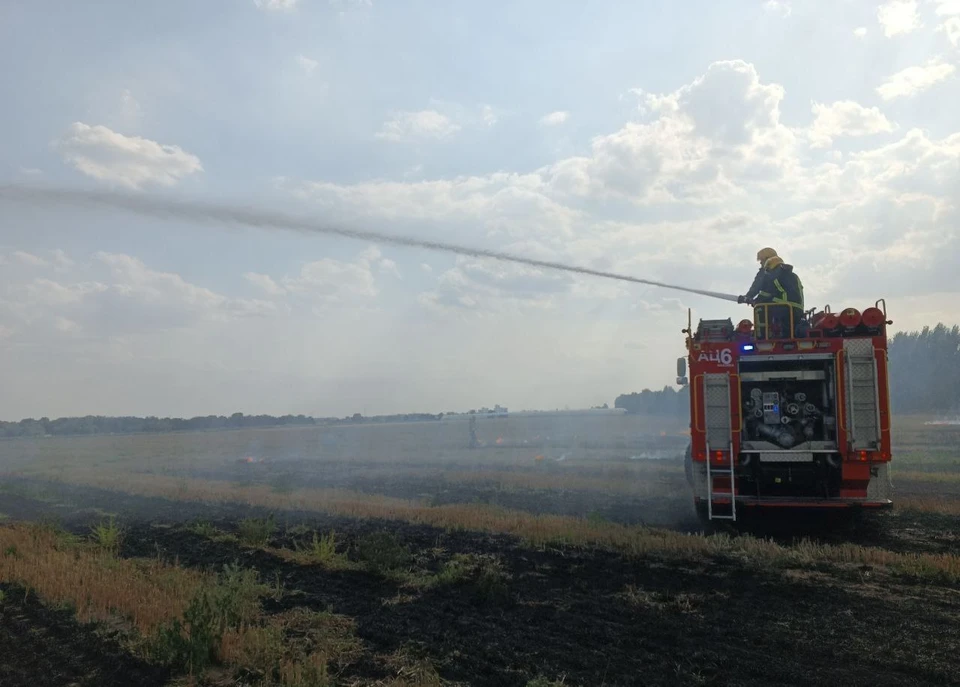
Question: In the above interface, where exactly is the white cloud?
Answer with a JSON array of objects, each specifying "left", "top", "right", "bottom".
[
  {"left": 935, "top": 0, "right": 960, "bottom": 15},
  {"left": 877, "top": 0, "right": 922, "bottom": 37},
  {"left": 549, "top": 60, "right": 798, "bottom": 203},
  {"left": 420, "top": 263, "right": 433, "bottom": 273},
  {"left": 244, "top": 272, "right": 286, "bottom": 296},
  {"left": 274, "top": 57, "right": 960, "bottom": 325},
  {"left": 419, "top": 256, "right": 573, "bottom": 314},
  {"left": 854, "top": 26, "right": 868, "bottom": 38},
  {"left": 254, "top": 0, "right": 299, "bottom": 10},
  {"left": 378, "top": 257, "right": 400, "bottom": 277},
  {"left": 376, "top": 100, "right": 501, "bottom": 142},
  {"left": 290, "top": 60, "right": 803, "bottom": 233},
  {"left": 19, "top": 278, "right": 103, "bottom": 308},
  {"left": 876, "top": 59, "right": 956, "bottom": 100},
  {"left": 18, "top": 167, "right": 42, "bottom": 177},
  {"left": 14, "top": 251, "right": 50, "bottom": 267},
  {"left": 375, "top": 110, "right": 461, "bottom": 142},
  {"left": 297, "top": 55, "right": 318, "bottom": 75},
  {"left": 939, "top": 16, "right": 960, "bottom": 45},
  {"left": 52, "top": 249, "right": 74, "bottom": 271},
  {"left": 54, "top": 316, "right": 81, "bottom": 334},
  {"left": 282, "top": 249, "right": 383, "bottom": 303},
  {"left": 539, "top": 111, "right": 570, "bottom": 126},
  {"left": 807, "top": 100, "right": 896, "bottom": 148},
  {"left": 763, "top": 1, "right": 791, "bottom": 17},
  {"left": 52, "top": 122, "right": 203, "bottom": 189}
]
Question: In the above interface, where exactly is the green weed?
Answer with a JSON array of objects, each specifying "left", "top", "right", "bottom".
[
  {"left": 188, "top": 520, "right": 219, "bottom": 537},
  {"left": 355, "top": 531, "right": 411, "bottom": 574},
  {"left": 151, "top": 561, "right": 266, "bottom": 673},
  {"left": 286, "top": 524, "right": 312, "bottom": 538},
  {"left": 238, "top": 514, "right": 276, "bottom": 547},
  {"left": 90, "top": 516, "right": 123, "bottom": 552},
  {"left": 310, "top": 530, "right": 337, "bottom": 560},
  {"left": 474, "top": 558, "right": 510, "bottom": 604},
  {"left": 432, "top": 553, "right": 510, "bottom": 604},
  {"left": 435, "top": 554, "right": 476, "bottom": 585}
]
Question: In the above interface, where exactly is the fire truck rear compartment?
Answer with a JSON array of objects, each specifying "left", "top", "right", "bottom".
[{"left": 738, "top": 355, "right": 841, "bottom": 498}]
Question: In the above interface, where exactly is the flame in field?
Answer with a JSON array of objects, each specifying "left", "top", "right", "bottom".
[
  {"left": 534, "top": 454, "right": 545, "bottom": 462},
  {"left": 495, "top": 436, "right": 504, "bottom": 445}
]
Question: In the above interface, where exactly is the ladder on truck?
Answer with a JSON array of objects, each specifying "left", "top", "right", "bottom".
[
  {"left": 706, "top": 438, "right": 737, "bottom": 521},
  {"left": 703, "top": 373, "right": 737, "bottom": 521}
]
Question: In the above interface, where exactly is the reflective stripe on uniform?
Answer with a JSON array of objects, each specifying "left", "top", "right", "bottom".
[{"left": 772, "top": 278, "right": 802, "bottom": 309}]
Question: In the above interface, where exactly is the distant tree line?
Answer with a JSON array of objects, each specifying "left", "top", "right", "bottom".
[
  {"left": 0, "top": 411, "right": 444, "bottom": 438},
  {"left": 615, "top": 386, "right": 689, "bottom": 417},
  {"left": 887, "top": 323, "right": 960, "bottom": 414}
]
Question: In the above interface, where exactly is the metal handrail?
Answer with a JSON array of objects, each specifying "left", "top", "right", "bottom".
[
  {"left": 752, "top": 302, "right": 797, "bottom": 340},
  {"left": 692, "top": 374, "right": 704, "bottom": 433},
  {"left": 836, "top": 349, "right": 847, "bottom": 433}
]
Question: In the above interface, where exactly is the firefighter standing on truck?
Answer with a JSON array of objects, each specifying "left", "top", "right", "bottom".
[{"left": 738, "top": 247, "right": 804, "bottom": 338}]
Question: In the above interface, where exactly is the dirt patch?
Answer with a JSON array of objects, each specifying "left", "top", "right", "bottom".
[{"left": 0, "top": 584, "right": 170, "bottom": 687}]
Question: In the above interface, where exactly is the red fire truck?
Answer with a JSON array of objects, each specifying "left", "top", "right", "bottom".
[{"left": 679, "top": 301, "right": 893, "bottom": 522}]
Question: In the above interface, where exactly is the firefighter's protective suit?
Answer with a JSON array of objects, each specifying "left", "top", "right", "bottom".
[{"left": 738, "top": 249, "right": 805, "bottom": 338}]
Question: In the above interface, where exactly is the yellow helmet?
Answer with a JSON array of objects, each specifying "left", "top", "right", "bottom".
[
  {"left": 757, "top": 247, "right": 778, "bottom": 264},
  {"left": 763, "top": 255, "right": 784, "bottom": 271}
]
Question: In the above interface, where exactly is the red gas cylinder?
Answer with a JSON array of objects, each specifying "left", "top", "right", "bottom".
[
  {"left": 861, "top": 307, "right": 885, "bottom": 328},
  {"left": 810, "top": 312, "right": 826, "bottom": 329},
  {"left": 839, "top": 307, "right": 862, "bottom": 328},
  {"left": 736, "top": 319, "right": 753, "bottom": 334},
  {"left": 820, "top": 313, "right": 840, "bottom": 330}
]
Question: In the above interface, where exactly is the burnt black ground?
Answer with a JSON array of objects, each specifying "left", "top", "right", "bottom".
[
  {"left": 119, "top": 517, "right": 960, "bottom": 687},
  {"left": 2, "top": 479, "right": 960, "bottom": 686},
  {"left": 0, "top": 583, "right": 170, "bottom": 687}
]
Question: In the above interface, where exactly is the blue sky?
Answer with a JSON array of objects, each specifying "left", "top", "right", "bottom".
[{"left": 1, "top": 0, "right": 959, "bottom": 418}]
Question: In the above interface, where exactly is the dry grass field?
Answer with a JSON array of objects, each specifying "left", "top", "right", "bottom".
[{"left": 1, "top": 411, "right": 959, "bottom": 686}]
